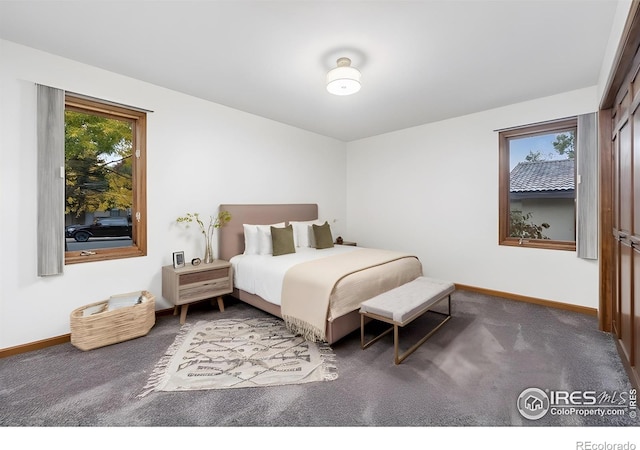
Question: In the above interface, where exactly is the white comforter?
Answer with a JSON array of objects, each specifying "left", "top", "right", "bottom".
[{"left": 230, "top": 245, "right": 359, "bottom": 305}]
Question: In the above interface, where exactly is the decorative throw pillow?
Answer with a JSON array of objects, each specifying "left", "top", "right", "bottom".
[
  {"left": 312, "top": 221, "right": 334, "bottom": 249},
  {"left": 271, "top": 224, "right": 296, "bottom": 256}
]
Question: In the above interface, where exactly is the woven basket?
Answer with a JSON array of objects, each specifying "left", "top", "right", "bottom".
[{"left": 70, "top": 291, "right": 156, "bottom": 351}]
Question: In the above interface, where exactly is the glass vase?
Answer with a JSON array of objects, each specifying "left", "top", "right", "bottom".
[{"left": 203, "top": 238, "right": 214, "bottom": 264}]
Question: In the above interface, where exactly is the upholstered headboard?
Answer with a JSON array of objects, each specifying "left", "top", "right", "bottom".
[{"left": 217, "top": 204, "right": 318, "bottom": 261}]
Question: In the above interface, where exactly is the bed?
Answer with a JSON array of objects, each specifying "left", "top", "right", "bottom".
[{"left": 218, "top": 204, "right": 423, "bottom": 344}]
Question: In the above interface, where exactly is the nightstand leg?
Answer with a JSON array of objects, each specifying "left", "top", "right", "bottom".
[
  {"left": 180, "top": 304, "right": 188, "bottom": 324},
  {"left": 173, "top": 306, "right": 179, "bottom": 316},
  {"left": 217, "top": 296, "right": 225, "bottom": 312}
]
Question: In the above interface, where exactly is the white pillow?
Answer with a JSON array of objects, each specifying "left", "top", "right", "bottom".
[
  {"left": 257, "top": 222, "right": 286, "bottom": 255},
  {"left": 243, "top": 224, "right": 260, "bottom": 255},
  {"left": 290, "top": 220, "right": 324, "bottom": 247}
]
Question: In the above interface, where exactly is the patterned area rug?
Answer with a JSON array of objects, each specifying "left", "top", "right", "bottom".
[{"left": 138, "top": 317, "right": 337, "bottom": 397}]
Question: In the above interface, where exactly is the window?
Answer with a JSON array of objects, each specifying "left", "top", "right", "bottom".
[
  {"left": 498, "top": 117, "right": 577, "bottom": 251},
  {"left": 64, "top": 94, "right": 147, "bottom": 264}
]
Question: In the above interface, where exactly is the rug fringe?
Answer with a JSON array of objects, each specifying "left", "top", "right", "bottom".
[
  {"left": 136, "top": 321, "right": 194, "bottom": 398},
  {"left": 283, "top": 315, "right": 325, "bottom": 342}
]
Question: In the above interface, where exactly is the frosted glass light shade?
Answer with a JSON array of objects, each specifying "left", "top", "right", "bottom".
[{"left": 326, "top": 57, "right": 361, "bottom": 96}]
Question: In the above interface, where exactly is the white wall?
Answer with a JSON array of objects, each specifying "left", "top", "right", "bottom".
[
  {"left": 345, "top": 87, "right": 599, "bottom": 308},
  {"left": 0, "top": 40, "right": 347, "bottom": 349}
]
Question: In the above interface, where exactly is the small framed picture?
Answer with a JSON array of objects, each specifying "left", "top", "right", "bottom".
[{"left": 173, "top": 251, "right": 185, "bottom": 269}]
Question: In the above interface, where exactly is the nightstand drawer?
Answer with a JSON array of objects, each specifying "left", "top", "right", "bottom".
[
  {"left": 179, "top": 278, "right": 231, "bottom": 302},
  {"left": 162, "top": 260, "right": 233, "bottom": 323},
  {"left": 179, "top": 268, "right": 228, "bottom": 285}
]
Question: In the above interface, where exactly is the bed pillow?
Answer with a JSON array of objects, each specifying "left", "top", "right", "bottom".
[
  {"left": 243, "top": 222, "right": 285, "bottom": 255},
  {"left": 243, "top": 224, "right": 260, "bottom": 255},
  {"left": 242, "top": 223, "right": 259, "bottom": 255},
  {"left": 312, "top": 221, "right": 334, "bottom": 249},
  {"left": 271, "top": 224, "right": 295, "bottom": 256},
  {"left": 257, "top": 222, "right": 286, "bottom": 254},
  {"left": 290, "top": 220, "right": 324, "bottom": 247}
]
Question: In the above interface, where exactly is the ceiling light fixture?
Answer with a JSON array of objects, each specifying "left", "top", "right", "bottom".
[{"left": 326, "top": 57, "right": 361, "bottom": 96}]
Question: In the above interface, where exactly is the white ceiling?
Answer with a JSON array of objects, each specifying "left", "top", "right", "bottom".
[{"left": 0, "top": 1, "right": 620, "bottom": 142}]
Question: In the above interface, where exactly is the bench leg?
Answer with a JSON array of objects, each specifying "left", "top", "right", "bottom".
[
  {"left": 361, "top": 314, "right": 394, "bottom": 350},
  {"left": 393, "top": 295, "right": 452, "bottom": 364},
  {"left": 394, "top": 311, "right": 451, "bottom": 364}
]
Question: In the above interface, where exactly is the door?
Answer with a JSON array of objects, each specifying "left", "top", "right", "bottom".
[
  {"left": 601, "top": 1, "right": 640, "bottom": 389},
  {"left": 606, "top": 26, "right": 640, "bottom": 388},
  {"left": 614, "top": 99, "right": 633, "bottom": 362}
]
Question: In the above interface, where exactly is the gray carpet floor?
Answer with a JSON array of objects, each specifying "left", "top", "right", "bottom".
[{"left": 1, "top": 290, "right": 637, "bottom": 432}]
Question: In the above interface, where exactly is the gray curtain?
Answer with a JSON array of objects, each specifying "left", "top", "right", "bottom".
[
  {"left": 576, "top": 112, "right": 598, "bottom": 260},
  {"left": 37, "top": 84, "right": 65, "bottom": 276}
]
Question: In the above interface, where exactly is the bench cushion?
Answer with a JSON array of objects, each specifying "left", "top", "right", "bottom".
[{"left": 359, "top": 276, "right": 454, "bottom": 324}]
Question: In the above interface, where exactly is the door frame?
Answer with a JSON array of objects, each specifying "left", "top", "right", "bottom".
[{"left": 599, "top": 0, "right": 640, "bottom": 389}]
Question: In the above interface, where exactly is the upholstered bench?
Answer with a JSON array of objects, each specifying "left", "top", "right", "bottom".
[{"left": 359, "top": 276, "right": 454, "bottom": 364}]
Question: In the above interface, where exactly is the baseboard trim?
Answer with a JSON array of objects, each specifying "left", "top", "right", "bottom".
[
  {"left": 0, "top": 334, "right": 71, "bottom": 358},
  {"left": 0, "top": 307, "right": 176, "bottom": 359},
  {"left": 0, "top": 289, "right": 597, "bottom": 358},
  {"left": 455, "top": 284, "right": 598, "bottom": 317}
]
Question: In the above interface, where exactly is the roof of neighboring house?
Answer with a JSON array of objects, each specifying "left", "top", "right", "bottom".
[{"left": 510, "top": 159, "right": 574, "bottom": 193}]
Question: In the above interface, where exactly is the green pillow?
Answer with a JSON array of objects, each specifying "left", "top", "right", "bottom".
[
  {"left": 271, "top": 225, "right": 296, "bottom": 256},
  {"left": 312, "top": 222, "right": 334, "bottom": 249}
]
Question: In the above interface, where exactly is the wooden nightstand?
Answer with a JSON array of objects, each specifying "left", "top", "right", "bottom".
[{"left": 162, "top": 259, "right": 233, "bottom": 324}]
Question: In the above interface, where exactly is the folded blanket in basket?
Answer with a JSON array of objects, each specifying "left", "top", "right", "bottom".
[
  {"left": 107, "top": 291, "right": 144, "bottom": 311},
  {"left": 82, "top": 303, "right": 107, "bottom": 317}
]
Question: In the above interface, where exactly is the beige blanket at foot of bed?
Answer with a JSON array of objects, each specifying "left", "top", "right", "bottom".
[{"left": 281, "top": 248, "right": 419, "bottom": 342}]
